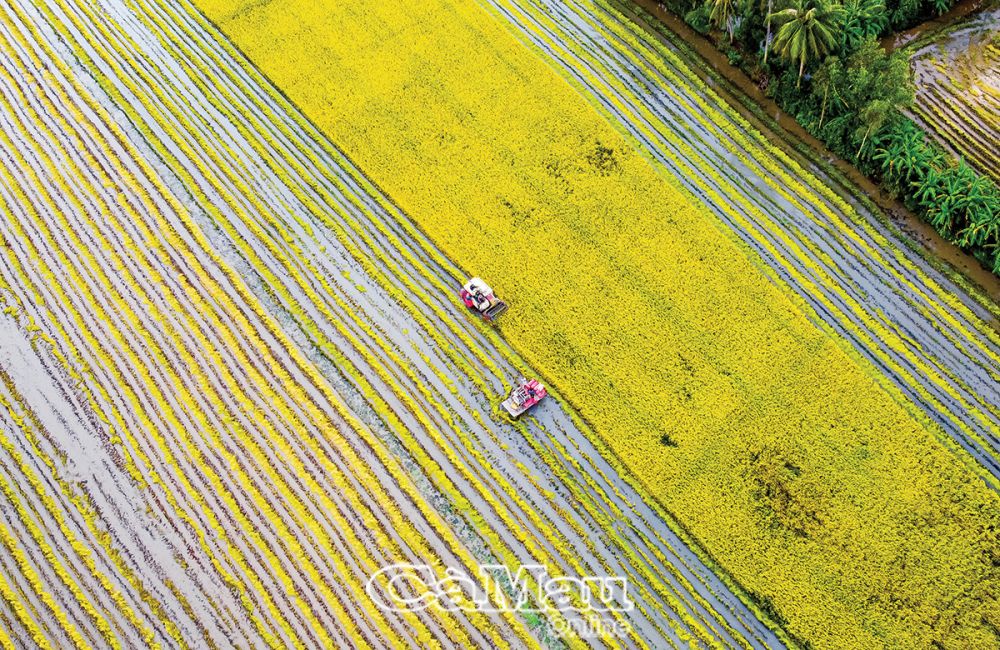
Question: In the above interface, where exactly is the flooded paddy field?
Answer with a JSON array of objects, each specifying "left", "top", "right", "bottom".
[
  {"left": 1, "top": 0, "right": 998, "bottom": 647},
  {"left": 907, "top": 3, "right": 1000, "bottom": 181}
]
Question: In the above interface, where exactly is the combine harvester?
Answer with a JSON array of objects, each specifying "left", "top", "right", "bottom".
[
  {"left": 460, "top": 277, "right": 508, "bottom": 321},
  {"left": 502, "top": 377, "right": 547, "bottom": 419},
  {"left": 460, "top": 277, "right": 547, "bottom": 418}
]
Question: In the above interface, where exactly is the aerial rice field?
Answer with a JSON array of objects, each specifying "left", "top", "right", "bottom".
[
  {"left": 192, "top": 0, "right": 1000, "bottom": 647},
  {"left": 0, "top": 0, "right": 999, "bottom": 648},
  {"left": 907, "top": 3, "right": 1000, "bottom": 182},
  {"left": 0, "top": 0, "right": 789, "bottom": 646},
  {"left": 492, "top": 0, "right": 1000, "bottom": 475}
]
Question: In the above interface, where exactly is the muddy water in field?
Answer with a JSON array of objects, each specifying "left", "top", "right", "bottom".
[
  {"left": 2, "top": 1, "right": 514, "bottom": 646},
  {"left": 483, "top": 0, "right": 1000, "bottom": 484},
  {"left": 0, "top": 315, "right": 231, "bottom": 646},
  {"left": 0, "top": 0, "right": 782, "bottom": 646},
  {"left": 907, "top": 3, "right": 1000, "bottom": 180},
  {"left": 885, "top": 0, "right": 993, "bottom": 51}
]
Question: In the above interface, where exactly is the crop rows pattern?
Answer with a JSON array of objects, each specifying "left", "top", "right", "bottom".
[
  {"left": 909, "top": 5, "right": 1000, "bottom": 182},
  {"left": 193, "top": 0, "right": 1000, "bottom": 647},
  {"left": 0, "top": 0, "right": 787, "bottom": 647}
]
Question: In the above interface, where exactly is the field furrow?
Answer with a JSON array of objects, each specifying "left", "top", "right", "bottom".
[
  {"left": 0, "top": 0, "right": 794, "bottom": 646},
  {"left": 0, "top": 3, "right": 533, "bottom": 646},
  {"left": 190, "top": 0, "right": 1000, "bottom": 646},
  {"left": 908, "top": 5, "right": 1000, "bottom": 182}
]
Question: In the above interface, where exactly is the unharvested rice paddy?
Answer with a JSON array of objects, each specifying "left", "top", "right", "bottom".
[
  {"left": 0, "top": 0, "right": 998, "bottom": 648},
  {"left": 909, "top": 3, "right": 1000, "bottom": 181}
]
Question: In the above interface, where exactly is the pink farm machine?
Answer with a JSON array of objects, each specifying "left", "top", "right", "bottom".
[
  {"left": 459, "top": 276, "right": 547, "bottom": 418},
  {"left": 501, "top": 376, "right": 547, "bottom": 419}
]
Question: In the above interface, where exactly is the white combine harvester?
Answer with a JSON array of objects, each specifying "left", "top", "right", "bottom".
[{"left": 460, "top": 277, "right": 508, "bottom": 322}]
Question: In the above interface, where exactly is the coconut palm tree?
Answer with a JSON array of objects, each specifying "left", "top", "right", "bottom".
[
  {"left": 708, "top": 0, "right": 738, "bottom": 42},
  {"left": 768, "top": 0, "right": 843, "bottom": 86},
  {"left": 762, "top": 0, "right": 776, "bottom": 63}
]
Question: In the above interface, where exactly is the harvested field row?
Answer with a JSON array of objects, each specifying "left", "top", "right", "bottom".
[{"left": 909, "top": 4, "right": 1000, "bottom": 182}]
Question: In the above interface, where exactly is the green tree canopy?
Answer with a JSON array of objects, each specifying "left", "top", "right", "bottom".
[
  {"left": 809, "top": 38, "right": 912, "bottom": 156},
  {"left": 839, "top": 0, "right": 888, "bottom": 53},
  {"left": 707, "top": 0, "right": 739, "bottom": 41},
  {"left": 768, "top": 0, "right": 844, "bottom": 85}
]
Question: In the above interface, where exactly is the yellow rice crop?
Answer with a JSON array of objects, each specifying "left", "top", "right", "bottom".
[{"left": 195, "top": 0, "right": 1000, "bottom": 647}]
